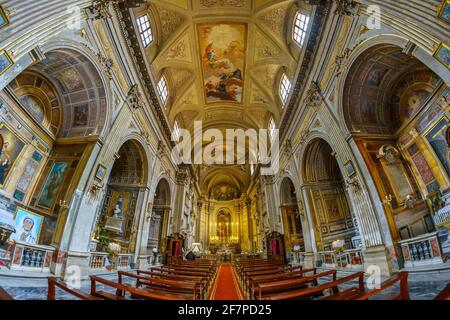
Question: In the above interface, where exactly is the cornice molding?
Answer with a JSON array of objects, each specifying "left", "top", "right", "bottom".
[
  {"left": 114, "top": 3, "right": 175, "bottom": 150},
  {"left": 279, "top": 0, "right": 331, "bottom": 139}
]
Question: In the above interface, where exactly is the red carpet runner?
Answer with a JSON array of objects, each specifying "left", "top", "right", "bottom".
[{"left": 210, "top": 264, "right": 242, "bottom": 300}]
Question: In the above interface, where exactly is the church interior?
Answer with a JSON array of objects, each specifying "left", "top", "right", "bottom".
[{"left": 0, "top": 0, "right": 449, "bottom": 302}]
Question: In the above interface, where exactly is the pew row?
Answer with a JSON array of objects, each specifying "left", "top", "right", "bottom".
[{"left": 90, "top": 275, "right": 189, "bottom": 300}]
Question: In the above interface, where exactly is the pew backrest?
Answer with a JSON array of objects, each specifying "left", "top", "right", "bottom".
[
  {"left": 48, "top": 277, "right": 99, "bottom": 300},
  {"left": 0, "top": 287, "right": 14, "bottom": 300},
  {"left": 353, "top": 272, "right": 409, "bottom": 300}
]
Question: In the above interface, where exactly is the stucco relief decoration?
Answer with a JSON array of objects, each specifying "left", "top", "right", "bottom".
[
  {"left": 334, "top": 0, "right": 358, "bottom": 16},
  {"left": 157, "top": 5, "right": 185, "bottom": 42},
  {"left": 259, "top": 6, "right": 288, "bottom": 38},
  {"left": 166, "top": 39, "right": 188, "bottom": 60},
  {"left": 305, "top": 82, "right": 322, "bottom": 108},
  {"left": 200, "top": 0, "right": 245, "bottom": 8},
  {"left": 377, "top": 145, "right": 400, "bottom": 165}
]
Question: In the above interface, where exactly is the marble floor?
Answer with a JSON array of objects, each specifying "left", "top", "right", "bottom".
[{"left": 0, "top": 268, "right": 448, "bottom": 300}]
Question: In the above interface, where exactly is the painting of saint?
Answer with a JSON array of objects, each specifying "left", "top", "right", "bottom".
[
  {"left": 366, "top": 66, "right": 388, "bottom": 87},
  {"left": 0, "top": 123, "right": 26, "bottom": 187},
  {"left": 360, "top": 99, "right": 377, "bottom": 123},
  {"left": 434, "top": 43, "right": 450, "bottom": 68},
  {"left": 0, "top": 6, "right": 9, "bottom": 29},
  {"left": 15, "top": 159, "right": 39, "bottom": 192},
  {"left": 72, "top": 103, "right": 89, "bottom": 127},
  {"left": 426, "top": 118, "right": 450, "bottom": 178},
  {"left": 37, "top": 162, "right": 68, "bottom": 208},
  {"left": 58, "top": 68, "right": 84, "bottom": 91},
  {"left": 10, "top": 208, "right": 43, "bottom": 245},
  {"left": 0, "top": 51, "right": 13, "bottom": 76},
  {"left": 19, "top": 94, "right": 45, "bottom": 123},
  {"left": 198, "top": 23, "right": 246, "bottom": 103},
  {"left": 438, "top": 1, "right": 450, "bottom": 24}
]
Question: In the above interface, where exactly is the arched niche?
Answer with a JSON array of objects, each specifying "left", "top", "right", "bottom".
[
  {"left": 216, "top": 208, "right": 232, "bottom": 241},
  {"left": 148, "top": 178, "right": 172, "bottom": 253},
  {"left": 302, "top": 138, "right": 358, "bottom": 251},
  {"left": 279, "top": 177, "right": 304, "bottom": 252},
  {"left": 93, "top": 140, "right": 148, "bottom": 254},
  {"left": 343, "top": 44, "right": 447, "bottom": 241},
  {"left": 0, "top": 48, "right": 110, "bottom": 247}
]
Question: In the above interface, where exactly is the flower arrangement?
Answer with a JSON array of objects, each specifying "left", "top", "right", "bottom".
[
  {"left": 332, "top": 239, "right": 345, "bottom": 253},
  {"left": 108, "top": 242, "right": 121, "bottom": 254}
]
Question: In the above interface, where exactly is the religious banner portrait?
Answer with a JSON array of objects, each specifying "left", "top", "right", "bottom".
[{"left": 10, "top": 207, "right": 43, "bottom": 245}]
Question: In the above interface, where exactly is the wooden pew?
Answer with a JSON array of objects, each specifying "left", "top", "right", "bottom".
[
  {"left": 151, "top": 266, "right": 214, "bottom": 287},
  {"left": 255, "top": 269, "right": 337, "bottom": 300},
  {"left": 248, "top": 268, "right": 316, "bottom": 299},
  {"left": 434, "top": 283, "right": 450, "bottom": 300},
  {"left": 118, "top": 271, "right": 201, "bottom": 299},
  {"left": 47, "top": 277, "right": 99, "bottom": 300},
  {"left": 241, "top": 265, "right": 303, "bottom": 292},
  {"left": 350, "top": 272, "right": 409, "bottom": 300},
  {"left": 263, "top": 271, "right": 365, "bottom": 300},
  {"left": 0, "top": 287, "right": 14, "bottom": 300},
  {"left": 137, "top": 269, "right": 207, "bottom": 293},
  {"left": 90, "top": 275, "right": 189, "bottom": 300}
]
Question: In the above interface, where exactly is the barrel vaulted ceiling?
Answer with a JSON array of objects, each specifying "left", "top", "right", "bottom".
[
  {"left": 132, "top": 0, "right": 313, "bottom": 196},
  {"left": 133, "top": 0, "right": 312, "bottom": 133}
]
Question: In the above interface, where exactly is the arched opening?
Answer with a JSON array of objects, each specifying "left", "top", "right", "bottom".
[
  {"left": 148, "top": 178, "right": 171, "bottom": 254},
  {"left": 217, "top": 209, "right": 232, "bottom": 242},
  {"left": 343, "top": 44, "right": 448, "bottom": 243},
  {"left": 279, "top": 177, "right": 304, "bottom": 255},
  {"left": 302, "top": 138, "right": 358, "bottom": 251},
  {"left": 92, "top": 140, "right": 148, "bottom": 254},
  {"left": 0, "top": 48, "right": 108, "bottom": 248}
]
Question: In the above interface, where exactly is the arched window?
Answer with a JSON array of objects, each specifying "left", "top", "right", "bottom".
[
  {"left": 157, "top": 76, "right": 168, "bottom": 105},
  {"left": 136, "top": 15, "right": 153, "bottom": 47},
  {"left": 173, "top": 120, "right": 180, "bottom": 141},
  {"left": 268, "top": 117, "right": 277, "bottom": 142},
  {"left": 293, "top": 12, "right": 309, "bottom": 47},
  {"left": 279, "top": 73, "right": 291, "bottom": 105}
]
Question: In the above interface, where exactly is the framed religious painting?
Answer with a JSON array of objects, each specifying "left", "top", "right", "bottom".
[
  {"left": 37, "top": 162, "right": 68, "bottom": 209},
  {"left": 95, "top": 163, "right": 107, "bottom": 181},
  {"left": 433, "top": 42, "right": 450, "bottom": 69},
  {"left": 438, "top": 0, "right": 450, "bottom": 24},
  {"left": 343, "top": 160, "right": 356, "bottom": 177},
  {"left": 10, "top": 207, "right": 44, "bottom": 245},
  {"left": 0, "top": 6, "right": 10, "bottom": 29},
  {"left": 0, "top": 122, "right": 26, "bottom": 188},
  {"left": 0, "top": 50, "right": 13, "bottom": 76}
]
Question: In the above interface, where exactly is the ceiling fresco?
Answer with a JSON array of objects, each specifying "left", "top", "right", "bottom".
[
  {"left": 198, "top": 23, "right": 247, "bottom": 103},
  {"left": 133, "top": 0, "right": 311, "bottom": 194}
]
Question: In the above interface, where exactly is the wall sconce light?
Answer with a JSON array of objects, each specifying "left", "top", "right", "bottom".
[
  {"left": 383, "top": 194, "right": 393, "bottom": 206},
  {"left": 58, "top": 199, "right": 69, "bottom": 210}
]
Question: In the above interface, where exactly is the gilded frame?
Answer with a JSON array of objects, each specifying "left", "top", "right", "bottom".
[
  {"left": 95, "top": 163, "right": 107, "bottom": 181},
  {"left": 433, "top": 42, "right": 450, "bottom": 69},
  {"left": 437, "top": 0, "right": 450, "bottom": 24},
  {"left": 0, "top": 50, "right": 13, "bottom": 76},
  {"left": 11, "top": 206, "right": 44, "bottom": 244},
  {"left": 0, "top": 6, "right": 9, "bottom": 29},
  {"left": 343, "top": 160, "right": 356, "bottom": 177},
  {"left": 0, "top": 121, "right": 27, "bottom": 189}
]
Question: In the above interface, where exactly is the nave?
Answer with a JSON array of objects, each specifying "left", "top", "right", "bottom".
[
  {"left": 0, "top": 257, "right": 449, "bottom": 301},
  {"left": 0, "top": 0, "right": 450, "bottom": 305}
]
